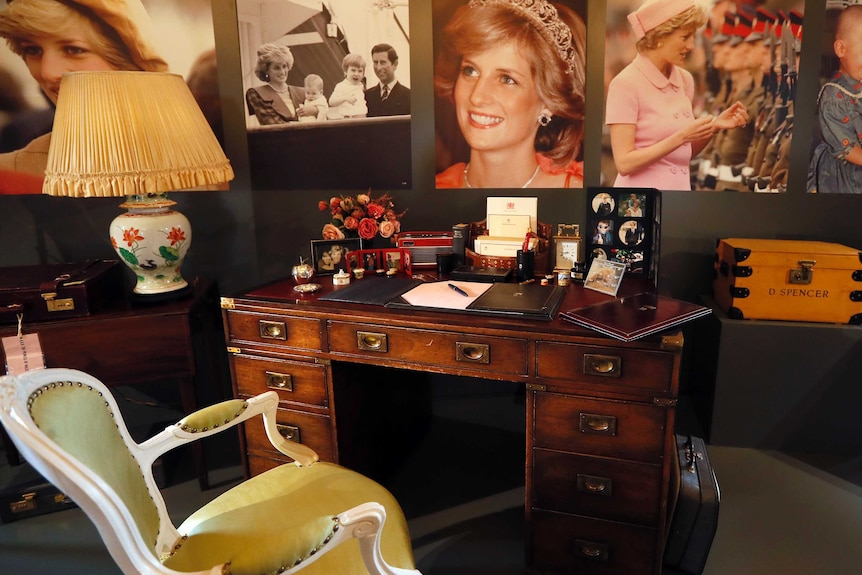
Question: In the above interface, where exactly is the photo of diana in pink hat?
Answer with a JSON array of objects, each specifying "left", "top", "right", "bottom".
[
  {"left": 0, "top": 0, "right": 168, "bottom": 181},
  {"left": 605, "top": 0, "right": 749, "bottom": 190}
]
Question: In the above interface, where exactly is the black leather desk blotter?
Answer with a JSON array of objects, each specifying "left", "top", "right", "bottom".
[{"left": 318, "top": 276, "right": 422, "bottom": 306}]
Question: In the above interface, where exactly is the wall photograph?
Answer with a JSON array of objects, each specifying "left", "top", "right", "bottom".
[
  {"left": 236, "top": 0, "right": 413, "bottom": 190},
  {"left": 603, "top": 0, "right": 805, "bottom": 193},
  {"left": 432, "top": 0, "right": 588, "bottom": 189}
]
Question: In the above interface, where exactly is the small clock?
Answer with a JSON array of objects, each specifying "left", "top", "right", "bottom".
[{"left": 553, "top": 235, "right": 582, "bottom": 271}]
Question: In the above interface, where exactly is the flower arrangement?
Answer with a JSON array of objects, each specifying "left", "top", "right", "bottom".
[{"left": 318, "top": 191, "right": 405, "bottom": 242}]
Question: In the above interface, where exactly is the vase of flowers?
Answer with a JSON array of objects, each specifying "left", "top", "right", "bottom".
[{"left": 318, "top": 191, "right": 405, "bottom": 246}]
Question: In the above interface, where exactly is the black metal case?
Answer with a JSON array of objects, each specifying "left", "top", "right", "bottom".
[
  {"left": 0, "top": 463, "right": 76, "bottom": 523},
  {"left": 664, "top": 434, "right": 720, "bottom": 575}
]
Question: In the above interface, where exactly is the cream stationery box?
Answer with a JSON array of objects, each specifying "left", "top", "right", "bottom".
[
  {"left": 474, "top": 197, "right": 539, "bottom": 257},
  {"left": 486, "top": 197, "right": 537, "bottom": 236},
  {"left": 474, "top": 236, "right": 539, "bottom": 258}
]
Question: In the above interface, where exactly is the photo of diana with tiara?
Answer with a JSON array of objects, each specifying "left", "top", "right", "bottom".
[{"left": 433, "top": 0, "right": 587, "bottom": 189}]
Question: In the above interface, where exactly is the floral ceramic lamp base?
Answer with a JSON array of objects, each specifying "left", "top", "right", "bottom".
[{"left": 109, "top": 194, "right": 191, "bottom": 295}]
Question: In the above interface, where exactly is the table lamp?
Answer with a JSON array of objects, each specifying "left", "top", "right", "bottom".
[{"left": 42, "top": 70, "right": 234, "bottom": 297}]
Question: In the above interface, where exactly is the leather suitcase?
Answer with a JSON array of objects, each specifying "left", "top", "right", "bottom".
[
  {"left": 0, "top": 462, "right": 76, "bottom": 523},
  {"left": 0, "top": 260, "right": 123, "bottom": 324},
  {"left": 664, "top": 434, "right": 720, "bottom": 575},
  {"left": 713, "top": 238, "right": 862, "bottom": 324}
]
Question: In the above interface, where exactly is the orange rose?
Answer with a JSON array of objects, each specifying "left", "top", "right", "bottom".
[
  {"left": 366, "top": 203, "right": 385, "bottom": 219},
  {"left": 358, "top": 218, "right": 379, "bottom": 240}
]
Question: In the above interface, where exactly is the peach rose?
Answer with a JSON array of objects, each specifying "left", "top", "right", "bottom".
[
  {"left": 378, "top": 220, "right": 396, "bottom": 238},
  {"left": 322, "top": 223, "right": 345, "bottom": 240}
]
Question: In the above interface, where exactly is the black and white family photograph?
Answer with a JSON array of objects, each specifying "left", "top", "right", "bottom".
[{"left": 237, "top": 0, "right": 412, "bottom": 190}]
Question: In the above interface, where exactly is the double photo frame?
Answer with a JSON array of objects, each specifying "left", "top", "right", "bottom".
[{"left": 310, "top": 238, "right": 362, "bottom": 276}]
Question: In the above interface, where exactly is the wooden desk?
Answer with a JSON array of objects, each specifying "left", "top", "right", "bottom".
[
  {"left": 1, "top": 278, "right": 224, "bottom": 489},
  {"left": 220, "top": 278, "right": 684, "bottom": 575}
]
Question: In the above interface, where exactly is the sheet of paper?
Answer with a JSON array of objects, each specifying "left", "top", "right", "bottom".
[{"left": 400, "top": 281, "right": 493, "bottom": 310}]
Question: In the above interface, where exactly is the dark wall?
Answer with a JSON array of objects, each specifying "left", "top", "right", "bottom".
[{"left": 1, "top": 1, "right": 859, "bottom": 301}]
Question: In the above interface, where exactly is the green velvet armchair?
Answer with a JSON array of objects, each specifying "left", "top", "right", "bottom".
[{"left": 0, "top": 368, "right": 420, "bottom": 575}]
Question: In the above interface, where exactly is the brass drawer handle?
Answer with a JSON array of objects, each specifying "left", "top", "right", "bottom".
[
  {"left": 579, "top": 413, "right": 618, "bottom": 436},
  {"left": 357, "top": 331, "right": 388, "bottom": 352},
  {"left": 276, "top": 423, "right": 301, "bottom": 443},
  {"left": 584, "top": 353, "right": 621, "bottom": 378},
  {"left": 259, "top": 320, "right": 286, "bottom": 340},
  {"left": 264, "top": 371, "right": 293, "bottom": 392},
  {"left": 456, "top": 342, "right": 490, "bottom": 364},
  {"left": 577, "top": 474, "right": 613, "bottom": 496},
  {"left": 575, "top": 539, "right": 608, "bottom": 562}
]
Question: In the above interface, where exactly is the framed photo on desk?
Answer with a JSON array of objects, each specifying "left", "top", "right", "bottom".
[
  {"left": 345, "top": 248, "right": 412, "bottom": 277},
  {"left": 310, "top": 239, "right": 361, "bottom": 275},
  {"left": 584, "top": 259, "right": 626, "bottom": 297}
]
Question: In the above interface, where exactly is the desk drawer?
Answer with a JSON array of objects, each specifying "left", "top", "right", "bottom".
[
  {"left": 233, "top": 355, "right": 329, "bottom": 409},
  {"left": 533, "top": 393, "right": 666, "bottom": 463},
  {"left": 532, "top": 448, "right": 662, "bottom": 526},
  {"left": 243, "top": 408, "right": 335, "bottom": 463},
  {"left": 536, "top": 342, "right": 673, "bottom": 394},
  {"left": 224, "top": 310, "right": 322, "bottom": 351},
  {"left": 328, "top": 321, "right": 528, "bottom": 376},
  {"left": 529, "top": 509, "right": 657, "bottom": 575}
]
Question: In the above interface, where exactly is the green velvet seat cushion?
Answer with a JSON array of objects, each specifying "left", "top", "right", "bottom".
[{"left": 163, "top": 461, "right": 415, "bottom": 575}]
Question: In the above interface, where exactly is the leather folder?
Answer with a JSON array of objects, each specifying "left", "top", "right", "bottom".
[{"left": 560, "top": 292, "right": 711, "bottom": 341}]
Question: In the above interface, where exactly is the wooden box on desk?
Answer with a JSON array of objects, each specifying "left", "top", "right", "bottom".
[
  {"left": 465, "top": 219, "right": 551, "bottom": 276},
  {"left": 713, "top": 238, "right": 862, "bottom": 324}
]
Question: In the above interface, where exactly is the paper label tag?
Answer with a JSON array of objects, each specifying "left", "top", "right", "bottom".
[{"left": 3, "top": 333, "right": 46, "bottom": 375}]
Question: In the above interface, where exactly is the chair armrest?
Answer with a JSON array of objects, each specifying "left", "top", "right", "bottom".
[
  {"left": 137, "top": 392, "right": 318, "bottom": 467},
  {"left": 177, "top": 398, "right": 250, "bottom": 433}
]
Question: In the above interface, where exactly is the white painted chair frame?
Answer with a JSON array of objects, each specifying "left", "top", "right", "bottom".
[{"left": 0, "top": 368, "right": 420, "bottom": 575}]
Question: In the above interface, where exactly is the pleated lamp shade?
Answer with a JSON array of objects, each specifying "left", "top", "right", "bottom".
[{"left": 43, "top": 71, "right": 234, "bottom": 296}]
